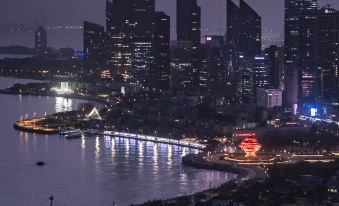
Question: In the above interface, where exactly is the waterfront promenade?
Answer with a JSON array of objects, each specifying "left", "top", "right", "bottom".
[{"left": 85, "top": 130, "right": 206, "bottom": 150}]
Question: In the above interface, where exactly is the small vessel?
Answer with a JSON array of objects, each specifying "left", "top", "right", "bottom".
[{"left": 60, "top": 129, "right": 83, "bottom": 139}]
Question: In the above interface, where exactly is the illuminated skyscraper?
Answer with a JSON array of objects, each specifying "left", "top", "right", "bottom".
[
  {"left": 131, "top": 0, "right": 155, "bottom": 87},
  {"left": 285, "top": 0, "right": 318, "bottom": 106},
  {"left": 106, "top": 0, "right": 134, "bottom": 78},
  {"left": 318, "top": 6, "right": 339, "bottom": 102},
  {"left": 226, "top": 0, "right": 262, "bottom": 103},
  {"left": 205, "top": 36, "right": 227, "bottom": 96},
  {"left": 83, "top": 21, "right": 106, "bottom": 78},
  {"left": 170, "top": 41, "right": 193, "bottom": 91},
  {"left": 177, "top": 0, "right": 201, "bottom": 90},
  {"left": 151, "top": 12, "right": 171, "bottom": 90},
  {"left": 35, "top": 26, "right": 47, "bottom": 53}
]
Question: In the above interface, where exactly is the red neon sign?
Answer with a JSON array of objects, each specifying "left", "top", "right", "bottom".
[{"left": 234, "top": 132, "right": 256, "bottom": 138}]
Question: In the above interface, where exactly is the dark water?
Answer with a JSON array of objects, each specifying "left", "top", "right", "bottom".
[{"left": 0, "top": 77, "right": 235, "bottom": 206}]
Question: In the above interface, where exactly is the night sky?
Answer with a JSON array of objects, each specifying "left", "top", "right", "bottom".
[{"left": 1, "top": 0, "right": 339, "bottom": 47}]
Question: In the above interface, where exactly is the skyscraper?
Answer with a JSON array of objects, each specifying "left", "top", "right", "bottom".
[
  {"left": 284, "top": 0, "right": 318, "bottom": 107},
  {"left": 35, "top": 26, "right": 47, "bottom": 53},
  {"left": 83, "top": 21, "right": 106, "bottom": 78},
  {"left": 106, "top": 0, "right": 135, "bottom": 78},
  {"left": 170, "top": 41, "right": 193, "bottom": 91},
  {"left": 226, "top": 0, "right": 261, "bottom": 57},
  {"left": 177, "top": 0, "right": 201, "bottom": 90},
  {"left": 131, "top": 0, "right": 155, "bottom": 87},
  {"left": 226, "top": 0, "right": 262, "bottom": 103},
  {"left": 318, "top": 6, "right": 339, "bottom": 103},
  {"left": 151, "top": 12, "right": 171, "bottom": 90},
  {"left": 205, "top": 36, "right": 227, "bottom": 96},
  {"left": 264, "top": 45, "right": 283, "bottom": 90}
]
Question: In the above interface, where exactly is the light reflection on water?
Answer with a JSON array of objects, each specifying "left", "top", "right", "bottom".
[
  {"left": 0, "top": 77, "right": 236, "bottom": 206},
  {"left": 55, "top": 97, "right": 73, "bottom": 113}
]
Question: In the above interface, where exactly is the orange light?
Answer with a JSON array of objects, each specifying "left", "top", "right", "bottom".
[{"left": 239, "top": 137, "right": 262, "bottom": 157}]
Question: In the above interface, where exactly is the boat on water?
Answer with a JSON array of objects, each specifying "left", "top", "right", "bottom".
[{"left": 60, "top": 129, "right": 83, "bottom": 139}]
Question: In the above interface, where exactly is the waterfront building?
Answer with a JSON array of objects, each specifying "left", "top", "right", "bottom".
[
  {"left": 83, "top": 21, "right": 106, "bottom": 78},
  {"left": 34, "top": 26, "right": 47, "bottom": 53},
  {"left": 284, "top": 0, "right": 318, "bottom": 106},
  {"left": 318, "top": 6, "right": 339, "bottom": 103},
  {"left": 177, "top": 0, "right": 201, "bottom": 90}
]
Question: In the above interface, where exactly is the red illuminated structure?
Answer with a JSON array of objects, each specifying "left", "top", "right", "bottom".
[{"left": 239, "top": 137, "right": 262, "bottom": 157}]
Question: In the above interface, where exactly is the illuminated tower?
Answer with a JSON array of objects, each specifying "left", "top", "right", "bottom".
[
  {"left": 106, "top": 0, "right": 134, "bottom": 78},
  {"left": 285, "top": 0, "right": 318, "bottom": 106},
  {"left": 177, "top": 0, "right": 201, "bottom": 90},
  {"left": 318, "top": 6, "right": 339, "bottom": 103},
  {"left": 226, "top": 0, "right": 262, "bottom": 103},
  {"left": 151, "top": 12, "right": 171, "bottom": 90},
  {"left": 83, "top": 21, "right": 106, "bottom": 78}
]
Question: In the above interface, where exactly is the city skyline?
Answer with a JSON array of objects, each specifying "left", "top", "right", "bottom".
[{"left": 2, "top": 0, "right": 339, "bottom": 38}]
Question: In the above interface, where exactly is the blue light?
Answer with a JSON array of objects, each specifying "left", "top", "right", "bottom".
[{"left": 310, "top": 108, "right": 317, "bottom": 117}]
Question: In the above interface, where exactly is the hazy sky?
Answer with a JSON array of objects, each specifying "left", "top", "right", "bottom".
[
  {"left": 1, "top": 0, "right": 339, "bottom": 48},
  {"left": 2, "top": 0, "right": 339, "bottom": 33}
]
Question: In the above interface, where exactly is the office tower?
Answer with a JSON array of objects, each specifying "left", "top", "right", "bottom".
[
  {"left": 226, "top": 0, "right": 262, "bottom": 103},
  {"left": 238, "top": 0, "right": 261, "bottom": 56},
  {"left": 151, "top": 12, "right": 171, "bottom": 90},
  {"left": 170, "top": 41, "right": 193, "bottom": 91},
  {"left": 318, "top": 6, "right": 339, "bottom": 103},
  {"left": 177, "top": 0, "right": 201, "bottom": 89},
  {"left": 236, "top": 56, "right": 253, "bottom": 103},
  {"left": 264, "top": 45, "right": 283, "bottom": 89},
  {"left": 133, "top": 0, "right": 155, "bottom": 40},
  {"left": 205, "top": 36, "right": 227, "bottom": 96},
  {"left": 106, "top": 0, "right": 134, "bottom": 78},
  {"left": 285, "top": 0, "right": 318, "bottom": 107},
  {"left": 131, "top": 0, "right": 155, "bottom": 87},
  {"left": 83, "top": 21, "right": 106, "bottom": 78},
  {"left": 226, "top": 0, "right": 261, "bottom": 57},
  {"left": 252, "top": 55, "right": 270, "bottom": 89},
  {"left": 35, "top": 26, "right": 47, "bottom": 53},
  {"left": 131, "top": 42, "right": 153, "bottom": 85},
  {"left": 199, "top": 44, "right": 208, "bottom": 90}
]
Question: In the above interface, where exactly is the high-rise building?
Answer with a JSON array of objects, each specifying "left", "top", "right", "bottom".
[
  {"left": 318, "top": 6, "right": 339, "bottom": 103},
  {"left": 131, "top": 0, "right": 155, "bottom": 87},
  {"left": 252, "top": 55, "right": 270, "bottom": 89},
  {"left": 226, "top": 0, "right": 262, "bottom": 103},
  {"left": 226, "top": 0, "right": 261, "bottom": 57},
  {"left": 284, "top": 0, "right": 318, "bottom": 106},
  {"left": 170, "top": 41, "right": 193, "bottom": 91},
  {"left": 133, "top": 0, "right": 155, "bottom": 40},
  {"left": 205, "top": 36, "right": 227, "bottom": 96},
  {"left": 83, "top": 21, "right": 106, "bottom": 78},
  {"left": 177, "top": 0, "right": 201, "bottom": 89},
  {"left": 264, "top": 45, "right": 283, "bottom": 90},
  {"left": 35, "top": 26, "right": 47, "bottom": 53},
  {"left": 106, "top": 0, "right": 135, "bottom": 78},
  {"left": 151, "top": 12, "right": 171, "bottom": 90}
]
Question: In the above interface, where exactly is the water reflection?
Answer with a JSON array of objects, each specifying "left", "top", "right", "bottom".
[{"left": 55, "top": 97, "right": 72, "bottom": 113}]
